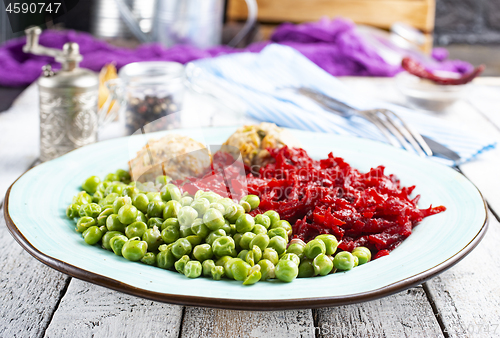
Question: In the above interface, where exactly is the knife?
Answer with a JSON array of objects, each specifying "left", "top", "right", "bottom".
[{"left": 297, "top": 87, "right": 461, "bottom": 163}]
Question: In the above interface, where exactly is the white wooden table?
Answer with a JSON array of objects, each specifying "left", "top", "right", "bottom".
[{"left": 1, "top": 77, "right": 500, "bottom": 338}]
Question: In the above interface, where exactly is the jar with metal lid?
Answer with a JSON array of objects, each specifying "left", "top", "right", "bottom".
[
  {"left": 100, "top": 61, "right": 185, "bottom": 135},
  {"left": 24, "top": 27, "right": 99, "bottom": 162}
]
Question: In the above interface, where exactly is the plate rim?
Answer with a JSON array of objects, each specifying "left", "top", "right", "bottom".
[{"left": 3, "top": 137, "right": 489, "bottom": 311}]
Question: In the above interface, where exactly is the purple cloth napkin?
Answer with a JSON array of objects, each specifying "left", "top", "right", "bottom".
[{"left": 0, "top": 18, "right": 472, "bottom": 87}]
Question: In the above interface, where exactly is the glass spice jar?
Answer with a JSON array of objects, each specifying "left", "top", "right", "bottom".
[{"left": 100, "top": 61, "right": 185, "bottom": 135}]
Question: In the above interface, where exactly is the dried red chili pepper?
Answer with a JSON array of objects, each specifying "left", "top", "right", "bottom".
[{"left": 401, "top": 57, "right": 484, "bottom": 85}]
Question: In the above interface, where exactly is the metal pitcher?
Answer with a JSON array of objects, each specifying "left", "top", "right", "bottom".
[{"left": 114, "top": 0, "right": 258, "bottom": 48}]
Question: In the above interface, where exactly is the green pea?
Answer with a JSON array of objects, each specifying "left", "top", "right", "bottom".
[
  {"left": 82, "top": 226, "right": 103, "bottom": 245},
  {"left": 122, "top": 186, "right": 139, "bottom": 199},
  {"left": 333, "top": 251, "right": 355, "bottom": 271},
  {"left": 209, "top": 202, "right": 226, "bottom": 215},
  {"left": 104, "top": 173, "right": 119, "bottom": 182},
  {"left": 143, "top": 227, "right": 163, "bottom": 252},
  {"left": 211, "top": 266, "right": 225, "bottom": 280},
  {"left": 258, "top": 259, "right": 276, "bottom": 280},
  {"left": 230, "top": 259, "right": 251, "bottom": 281},
  {"left": 184, "top": 261, "right": 202, "bottom": 278},
  {"left": 191, "top": 198, "right": 210, "bottom": 217},
  {"left": 275, "top": 259, "right": 298, "bottom": 282},
  {"left": 125, "top": 221, "right": 147, "bottom": 238},
  {"left": 178, "top": 206, "right": 198, "bottom": 228},
  {"left": 82, "top": 175, "right": 101, "bottom": 194},
  {"left": 252, "top": 245, "right": 262, "bottom": 262},
  {"left": 218, "top": 198, "right": 233, "bottom": 212},
  {"left": 280, "top": 253, "right": 300, "bottom": 266},
  {"left": 262, "top": 248, "right": 279, "bottom": 265},
  {"left": 118, "top": 204, "right": 138, "bottom": 225},
  {"left": 161, "top": 225, "right": 180, "bottom": 244},
  {"left": 245, "top": 251, "right": 255, "bottom": 266},
  {"left": 271, "top": 220, "right": 292, "bottom": 237},
  {"left": 77, "top": 203, "right": 100, "bottom": 219},
  {"left": 101, "top": 231, "right": 123, "bottom": 250},
  {"left": 304, "top": 239, "right": 326, "bottom": 259},
  {"left": 352, "top": 247, "right": 371, "bottom": 265},
  {"left": 191, "top": 219, "right": 209, "bottom": 238},
  {"left": 132, "top": 194, "right": 149, "bottom": 213},
  {"left": 145, "top": 217, "right": 161, "bottom": 229},
  {"left": 99, "top": 192, "right": 118, "bottom": 207},
  {"left": 186, "top": 235, "right": 203, "bottom": 247},
  {"left": 115, "top": 169, "right": 131, "bottom": 182},
  {"left": 202, "top": 259, "right": 216, "bottom": 277},
  {"left": 235, "top": 214, "right": 255, "bottom": 233},
  {"left": 243, "top": 270, "right": 261, "bottom": 285},
  {"left": 175, "top": 255, "right": 190, "bottom": 274},
  {"left": 110, "top": 235, "right": 128, "bottom": 256},
  {"left": 203, "top": 208, "right": 225, "bottom": 231},
  {"left": 239, "top": 200, "right": 251, "bottom": 213},
  {"left": 286, "top": 240, "right": 305, "bottom": 260},
  {"left": 122, "top": 239, "right": 148, "bottom": 261},
  {"left": 147, "top": 201, "right": 166, "bottom": 218},
  {"left": 92, "top": 191, "right": 104, "bottom": 203},
  {"left": 76, "top": 216, "right": 96, "bottom": 233},
  {"left": 353, "top": 255, "right": 359, "bottom": 267},
  {"left": 136, "top": 210, "right": 147, "bottom": 223},
  {"left": 227, "top": 204, "right": 245, "bottom": 223},
  {"left": 157, "top": 248, "right": 176, "bottom": 270},
  {"left": 219, "top": 222, "right": 231, "bottom": 236},
  {"left": 95, "top": 181, "right": 110, "bottom": 194},
  {"left": 224, "top": 204, "right": 238, "bottom": 220},
  {"left": 161, "top": 183, "right": 182, "bottom": 202},
  {"left": 161, "top": 218, "right": 179, "bottom": 231},
  {"left": 267, "top": 227, "right": 288, "bottom": 242},
  {"left": 66, "top": 203, "right": 81, "bottom": 219},
  {"left": 223, "top": 257, "right": 238, "bottom": 279},
  {"left": 146, "top": 192, "right": 162, "bottom": 202},
  {"left": 73, "top": 191, "right": 92, "bottom": 205},
  {"left": 171, "top": 238, "right": 192, "bottom": 259},
  {"left": 141, "top": 252, "right": 156, "bottom": 266},
  {"left": 237, "top": 250, "right": 249, "bottom": 260},
  {"left": 243, "top": 195, "right": 260, "bottom": 210},
  {"left": 155, "top": 175, "right": 171, "bottom": 186},
  {"left": 246, "top": 233, "right": 268, "bottom": 251},
  {"left": 298, "top": 259, "right": 315, "bottom": 278},
  {"left": 180, "top": 196, "right": 193, "bottom": 207},
  {"left": 96, "top": 208, "right": 114, "bottom": 226},
  {"left": 212, "top": 236, "right": 236, "bottom": 257},
  {"left": 268, "top": 236, "right": 287, "bottom": 255},
  {"left": 206, "top": 229, "right": 226, "bottom": 246},
  {"left": 105, "top": 183, "right": 124, "bottom": 196},
  {"left": 112, "top": 196, "right": 132, "bottom": 214},
  {"left": 163, "top": 200, "right": 181, "bottom": 219},
  {"left": 239, "top": 232, "right": 257, "bottom": 250},
  {"left": 233, "top": 233, "right": 243, "bottom": 250},
  {"left": 106, "top": 214, "right": 126, "bottom": 232},
  {"left": 193, "top": 244, "right": 213, "bottom": 261},
  {"left": 316, "top": 234, "right": 339, "bottom": 256},
  {"left": 200, "top": 191, "right": 221, "bottom": 204},
  {"left": 252, "top": 224, "right": 267, "bottom": 235},
  {"left": 263, "top": 210, "right": 280, "bottom": 225},
  {"left": 254, "top": 214, "right": 271, "bottom": 229},
  {"left": 313, "top": 253, "right": 334, "bottom": 276}
]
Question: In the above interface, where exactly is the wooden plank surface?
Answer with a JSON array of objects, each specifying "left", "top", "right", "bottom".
[
  {"left": 424, "top": 212, "right": 500, "bottom": 338},
  {"left": 43, "top": 279, "right": 183, "bottom": 338},
  {"left": 0, "top": 84, "right": 39, "bottom": 202},
  {"left": 314, "top": 286, "right": 444, "bottom": 337},
  {"left": 227, "top": 0, "right": 435, "bottom": 32},
  {"left": 0, "top": 207, "right": 70, "bottom": 338},
  {"left": 180, "top": 308, "right": 315, "bottom": 337}
]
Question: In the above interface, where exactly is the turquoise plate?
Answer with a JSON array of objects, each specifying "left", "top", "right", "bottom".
[{"left": 4, "top": 127, "right": 488, "bottom": 310}]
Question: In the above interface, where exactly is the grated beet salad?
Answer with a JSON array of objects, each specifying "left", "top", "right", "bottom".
[{"left": 177, "top": 147, "right": 446, "bottom": 259}]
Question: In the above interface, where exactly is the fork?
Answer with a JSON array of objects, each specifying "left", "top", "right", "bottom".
[{"left": 297, "top": 87, "right": 433, "bottom": 157}]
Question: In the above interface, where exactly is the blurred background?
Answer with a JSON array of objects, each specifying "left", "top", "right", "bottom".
[{"left": 1, "top": 0, "right": 499, "bottom": 112}]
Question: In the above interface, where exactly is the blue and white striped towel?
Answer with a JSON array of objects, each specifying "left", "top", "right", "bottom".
[{"left": 192, "top": 44, "right": 496, "bottom": 166}]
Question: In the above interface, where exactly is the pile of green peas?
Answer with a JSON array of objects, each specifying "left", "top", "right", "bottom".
[{"left": 67, "top": 169, "right": 372, "bottom": 285}]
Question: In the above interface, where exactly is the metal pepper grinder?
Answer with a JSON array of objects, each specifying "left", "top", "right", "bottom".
[{"left": 23, "top": 27, "right": 99, "bottom": 162}]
